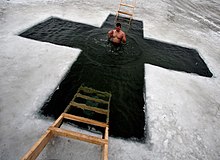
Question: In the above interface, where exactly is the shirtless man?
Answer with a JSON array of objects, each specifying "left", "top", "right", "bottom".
[{"left": 108, "top": 23, "right": 126, "bottom": 45}]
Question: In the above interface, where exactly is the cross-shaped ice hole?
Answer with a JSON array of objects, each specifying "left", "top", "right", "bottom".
[{"left": 19, "top": 14, "right": 212, "bottom": 141}]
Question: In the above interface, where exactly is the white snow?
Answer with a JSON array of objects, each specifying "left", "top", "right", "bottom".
[{"left": 0, "top": 0, "right": 220, "bottom": 159}]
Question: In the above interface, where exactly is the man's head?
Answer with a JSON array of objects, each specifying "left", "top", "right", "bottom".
[{"left": 115, "top": 23, "right": 121, "bottom": 32}]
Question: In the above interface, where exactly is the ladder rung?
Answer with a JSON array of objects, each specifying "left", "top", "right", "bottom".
[
  {"left": 120, "top": 3, "right": 135, "bottom": 8},
  {"left": 118, "top": 10, "right": 133, "bottom": 16},
  {"left": 49, "top": 126, "right": 108, "bottom": 145},
  {"left": 80, "top": 86, "right": 111, "bottom": 97},
  {"left": 62, "top": 113, "right": 108, "bottom": 128},
  {"left": 69, "top": 101, "right": 108, "bottom": 115},
  {"left": 76, "top": 93, "right": 109, "bottom": 104}
]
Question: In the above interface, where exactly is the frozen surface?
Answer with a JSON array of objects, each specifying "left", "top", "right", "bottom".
[{"left": 0, "top": 0, "right": 220, "bottom": 159}]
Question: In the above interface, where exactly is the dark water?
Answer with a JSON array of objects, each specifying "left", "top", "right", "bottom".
[{"left": 19, "top": 14, "right": 212, "bottom": 141}]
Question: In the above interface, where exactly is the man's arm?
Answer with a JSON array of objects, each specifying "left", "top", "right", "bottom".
[
  {"left": 122, "top": 33, "right": 126, "bottom": 43},
  {"left": 108, "top": 30, "right": 113, "bottom": 38}
]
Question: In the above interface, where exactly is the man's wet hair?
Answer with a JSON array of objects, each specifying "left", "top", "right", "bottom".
[{"left": 116, "top": 23, "right": 121, "bottom": 27}]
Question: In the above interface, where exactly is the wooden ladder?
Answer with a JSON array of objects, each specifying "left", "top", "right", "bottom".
[
  {"left": 115, "top": 0, "right": 136, "bottom": 25},
  {"left": 21, "top": 85, "right": 111, "bottom": 160}
]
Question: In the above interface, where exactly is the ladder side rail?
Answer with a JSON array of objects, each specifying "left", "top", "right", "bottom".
[
  {"left": 102, "top": 126, "right": 109, "bottom": 160},
  {"left": 20, "top": 130, "right": 53, "bottom": 160}
]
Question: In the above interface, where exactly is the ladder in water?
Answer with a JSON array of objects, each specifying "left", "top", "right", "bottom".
[
  {"left": 115, "top": 0, "right": 136, "bottom": 25},
  {"left": 21, "top": 85, "right": 111, "bottom": 160}
]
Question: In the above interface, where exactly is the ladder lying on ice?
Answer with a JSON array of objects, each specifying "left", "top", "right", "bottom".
[
  {"left": 115, "top": 0, "right": 136, "bottom": 25},
  {"left": 21, "top": 85, "right": 111, "bottom": 160}
]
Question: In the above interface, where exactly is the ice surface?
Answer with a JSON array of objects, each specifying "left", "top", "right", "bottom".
[{"left": 0, "top": 0, "right": 220, "bottom": 159}]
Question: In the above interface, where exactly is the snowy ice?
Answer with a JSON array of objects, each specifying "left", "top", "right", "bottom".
[{"left": 0, "top": 0, "right": 220, "bottom": 159}]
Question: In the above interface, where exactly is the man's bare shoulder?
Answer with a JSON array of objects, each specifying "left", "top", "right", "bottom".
[{"left": 121, "top": 31, "right": 126, "bottom": 36}]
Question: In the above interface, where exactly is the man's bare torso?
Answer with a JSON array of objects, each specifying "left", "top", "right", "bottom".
[{"left": 111, "top": 30, "right": 125, "bottom": 44}]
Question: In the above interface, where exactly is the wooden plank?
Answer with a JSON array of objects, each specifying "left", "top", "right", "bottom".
[
  {"left": 106, "top": 94, "right": 111, "bottom": 123},
  {"left": 102, "top": 144, "right": 108, "bottom": 160},
  {"left": 51, "top": 114, "right": 64, "bottom": 127},
  {"left": 118, "top": 10, "right": 133, "bottom": 16},
  {"left": 76, "top": 93, "right": 109, "bottom": 104},
  {"left": 120, "top": 3, "right": 135, "bottom": 8},
  {"left": 64, "top": 104, "right": 73, "bottom": 113},
  {"left": 49, "top": 127, "right": 107, "bottom": 145},
  {"left": 70, "top": 101, "right": 108, "bottom": 115},
  {"left": 104, "top": 127, "right": 109, "bottom": 140},
  {"left": 102, "top": 127, "right": 109, "bottom": 160},
  {"left": 21, "top": 130, "right": 53, "bottom": 160},
  {"left": 80, "top": 86, "right": 111, "bottom": 97},
  {"left": 63, "top": 113, "right": 108, "bottom": 128}
]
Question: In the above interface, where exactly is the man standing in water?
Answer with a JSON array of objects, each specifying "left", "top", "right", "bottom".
[{"left": 108, "top": 23, "right": 126, "bottom": 45}]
